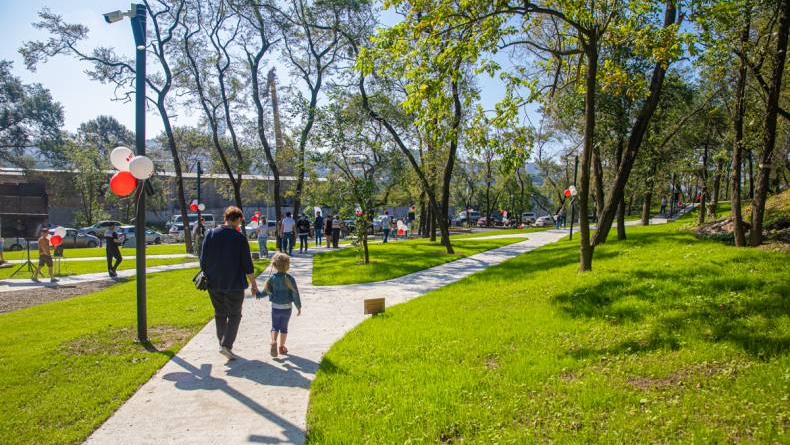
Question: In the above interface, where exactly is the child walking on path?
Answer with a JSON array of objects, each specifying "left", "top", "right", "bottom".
[{"left": 259, "top": 253, "right": 302, "bottom": 357}]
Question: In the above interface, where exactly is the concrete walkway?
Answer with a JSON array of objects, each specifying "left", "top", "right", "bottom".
[
  {"left": 83, "top": 230, "right": 573, "bottom": 445},
  {"left": 0, "top": 261, "right": 199, "bottom": 294}
]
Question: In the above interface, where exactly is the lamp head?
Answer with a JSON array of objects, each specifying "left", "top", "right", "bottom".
[{"left": 103, "top": 10, "right": 125, "bottom": 23}]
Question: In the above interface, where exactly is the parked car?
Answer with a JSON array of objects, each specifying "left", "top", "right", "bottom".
[
  {"left": 453, "top": 210, "right": 481, "bottom": 226},
  {"left": 118, "top": 226, "right": 165, "bottom": 247},
  {"left": 4, "top": 237, "right": 31, "bottom": 251},
  {"left": 533, "top": 215, "right": 554, "bottom": 227},
  {"left": 521, "top": 212, "right": 537, "bottom": 225},
  {"left": 245, "top": 221, "right": 277, "bottom": 239},
  {"left": 50, "top": 228, "right": 100, "bottom": 248},
  {"left": 166, "top": 213, "right": 216, "bottom": 230},
  {"left": 79, "top": 220, "right": 123, "bottom": 237},
  {"left": 476, "top": 214, "right": 504, "bottom": 227}
]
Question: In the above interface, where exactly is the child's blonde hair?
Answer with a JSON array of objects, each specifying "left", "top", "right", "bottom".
[{"left": 271, "top": 252, "right": 291, "bottom": 272}]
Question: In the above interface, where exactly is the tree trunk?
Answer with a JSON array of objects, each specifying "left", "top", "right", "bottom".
[
  {"left": 579, "top": 31, "right": 598, "bottom": 271},
  {"left": 699, "top": 141, "right": 709, "bottom": 225},
  {"left": 362, "top": 229, "right": 369, "bottom": 264},
  {"left": 250, "top": 55, "right": 282, "bottom": 224},
  {"left": 160, "top": 105, "right": 193, "bottom": 253},
  {"left": 592, "top": 143, "right": 605, "bottom": 222},
  {"left": 747, "top": 150, "right": 754, "bottom": 199},
  {"left": 751, "top": 0, "right": 789, "bottom": 246},
  {"left": 591, "top": 0, "right": 677, "bottom": 246},
  {"left": 709, "top": 157, "right": 723, "bottom": 218},
  {"left": 641, "top": 190, "right": 653, "bottom": 226},
  {"left": 731, "top": 6, "right": 751, "bottom": 247},
  {"left": 292, "top": 73, "right": 321, "bottom": 219},
  {"left": 615, "top": 138, "right": 627, "bottom": 239}
]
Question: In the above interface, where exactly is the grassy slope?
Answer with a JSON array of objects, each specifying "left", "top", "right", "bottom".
[
  {"left": 0, "top": 261, "right": 269, "bottom": 445},
  {"left": 307, "top": 221, "right": 790, "bottom": 444},
  {"left": 311, "top": 236, "right": 530, "bottom": 286},
  {"left": 0, "top": 257, "right": 192, "bottom": 279}
]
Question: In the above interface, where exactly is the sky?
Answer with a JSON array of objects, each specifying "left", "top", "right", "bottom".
[{"left": 0, "top": 1, "right": 539, "bottom": 143}]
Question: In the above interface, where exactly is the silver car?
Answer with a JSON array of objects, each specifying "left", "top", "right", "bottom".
[
  {"left": 51, "top": 228, "right": 100, "bottom": 248},
  {"left": 119, "top": 226, "right": 165, "bottom": 247}
]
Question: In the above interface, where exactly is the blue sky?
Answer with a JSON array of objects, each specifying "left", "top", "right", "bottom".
[{"left": 0, "top": 1, "right": 538, "bottom": 143}]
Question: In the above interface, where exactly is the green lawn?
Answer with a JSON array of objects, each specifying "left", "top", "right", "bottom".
[
  {"left": 0, "top": 261, "right": 269, "bottom": 445},
  {"left": 307, "top": 221, "right": 790, "bottom": 443},
  {"left": 451, "top": 226, "right": 551, "bottom": 237},
  {"left": 311, "top": 236, "right": 530, "bottom": 286},
  {"left": 2, "top": 243, "right": 193, "bottom": 260},
  {"left": 0, "top": 257, "right": 193, "bottom": 279}
]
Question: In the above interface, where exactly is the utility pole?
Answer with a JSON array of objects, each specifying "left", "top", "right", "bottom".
[
  {"left": 131, "top": 4, "right": 147, "bottom": 343},
  {"left": 196, "top": 161, "right": 202, "bottom": 223},
  {"left": 569, "top": 155, "right": 579, "bottom": 240}
]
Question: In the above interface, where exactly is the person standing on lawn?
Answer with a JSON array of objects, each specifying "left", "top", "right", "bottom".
[
  {"left": 200, "top": 206, "right": 259, "bottom": 360},
  {"left": 331, "top": 214, "right": 342, "bottom": 248},
  {"left": 0, "top": 235, "right": 5, "bottom": 265},
  {"left": 324, "top": 214, "right": 333, "bottom": 248},
  {"left": 32, "top": 228, "right": 57, "bottom": 283},
  {"left": 280, "top": 212, "right": 296, "bottom": 255},
  {"left": 314, "top": 211, "right": 324, "bottom": 247},
  {"left": 256, "top": 217, "right": 269, "bottom": 259},
  {"left": 192, "top": 217, "right": 206, "bottom": 257},
  {"left": 258, "top": 252, "right": 302, "bottom": 357},
  {"left": 104, "top": 223, "right": 123, "bottom": 277},
  {"left": 297, "top": 214, "right": 311, "bottom": 254},
  {"left": 660, "top": 197, "right": 667, "bottom": 216},
  {"left": 380, "top": 211, "right": 391, "bottom": 243}
]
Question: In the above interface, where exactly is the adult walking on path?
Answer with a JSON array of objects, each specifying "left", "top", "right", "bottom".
[
  {"left": 314, "top": 212, "right": 324, "bottom": 247},
  {"left": 296, "top": 214, "right": 311, "bottom": 254},
  {"left": 104, "top": 224, "right": 123, "bottom": 278},
  {"left": 280, "top": 212, "right": 296, "bottom": 255},
  {"left": 192, "top": 217, "right": 206, "bottom": 257},
  {"left": 256, "top": 218, "right": 269, "bottom": 259},
  {"left": 32, "top": 228, "right": 57, "bottom": 283},
  {"left": 380, "top": 211, "right": 391, "bottom": 243},
  {"left": 323, "top": 214, "right": 333, "bottom": 248},
  {"left": 200, "top": 206, "right": 259, "bottom": 361}
]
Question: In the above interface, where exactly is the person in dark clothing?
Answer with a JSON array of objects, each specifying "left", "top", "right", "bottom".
[
  {"left": 105, "top": 224, "right": 123, "bottom": 277},
  {"left": 323, "top": 214, "right": 333, "bottom": 248},
  {"left": 297, "top": 214, "right": 311, "bottom": 254},
  {"left": 314, "top": 212, "right": 324, "bottom": 246},
  {"left": 331, "top": 215, "right": 341, "bottom": 248},
  {"left": 200, "top": 206, "right": 259, "bottom": 361}
]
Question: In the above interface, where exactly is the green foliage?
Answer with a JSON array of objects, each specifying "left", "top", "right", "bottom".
[{"left": 307, "top": 221, "right": 790, "bottom": 443}]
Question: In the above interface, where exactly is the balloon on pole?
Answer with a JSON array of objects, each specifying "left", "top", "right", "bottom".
[
  {"left": 198, "top": 203, "right": 205, "bottom": 211},
  {"left": 54, "top": 227, "right": 67, "bottom": 238},
  {"left": 129, "top": 155, "right": 155, "bottom": 179},
  {"left": 110, "top": 171, "right": 137, "bottom": 197},
  {"left": 190, "top": 202, "right": 198, "bottom": 212},
  {"left": 564, "top": 189, "right": 571, "bottom": 198},
  {"left": 50, "top": 235, "right": 63, "bottom": 247},
  {"left": 110, "top": 147, "right": 134, "bottom": 171}
]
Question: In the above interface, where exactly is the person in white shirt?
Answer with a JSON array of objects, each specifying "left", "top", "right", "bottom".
[{"left": 279, "top": 212, "right": 296, "bottom": 255}]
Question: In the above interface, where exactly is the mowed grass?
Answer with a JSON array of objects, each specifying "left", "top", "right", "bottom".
[
  {"left": 311, "top": 236, "right": 529, "bottom": 286},
  {"left": 2, "top": 243, "right": 193, "bottom": 260},
  {"left": 0, "top": 257, "right": 193, "bottom": 279},
  {"left": 307, "top": 221, "right": 790, "bottom": 443},
  {"left": 0, "top": 260, "right": 269, "bottom": 445}
]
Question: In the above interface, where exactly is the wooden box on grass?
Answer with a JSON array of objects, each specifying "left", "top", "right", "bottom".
[{"left": 364, "top": 298, "right": 385, "bottom": 315}]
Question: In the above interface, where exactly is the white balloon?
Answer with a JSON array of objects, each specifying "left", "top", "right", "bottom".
[
  {"left": 54, "top": 226, "right": 67, "bottom": 237},
  {"left": 110, "top": 147, "right": 134, "bottom": 171},
  {"left": 129, "top": 155, "right": 155, "bottom": 179},
  {"left": 198, "top": 203, "right": 206, "bottom": 211}
]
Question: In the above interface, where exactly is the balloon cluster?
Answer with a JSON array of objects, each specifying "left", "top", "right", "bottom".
[
  {"left": 189, "top": 200, "right": 206, "bottom": 212},
  {"left": 564, "top": 185, "right": 578, "bottom": 198},
  {"left": 109, "top": 147, "right": 155, "bottom": 197},
  {"left": 48, "top": 226, "right": 67, "bottom": 247},
  {"left": 249, "top": 211, "right": 262, "bottom": 228}
]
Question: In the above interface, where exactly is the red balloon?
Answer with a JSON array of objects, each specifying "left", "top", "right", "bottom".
[
  {"left": 110, "top": 171, "right": 137, "bottom": 197},
  {"left": 564, "top": 189, "right": 571, "bottom": 198},
  {"left": 190, "top": 203, "right": 198, "bottom": 212},
  {"left": 251, "top": 215, "right": 259, "bottom": 222},
  {"left": 50, "top": 235, "right": 63, "bottom": 246}
]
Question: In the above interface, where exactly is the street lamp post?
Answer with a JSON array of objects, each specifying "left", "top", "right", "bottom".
[{"left": 105, "top": 3, "right": 148, "bottom": 342}]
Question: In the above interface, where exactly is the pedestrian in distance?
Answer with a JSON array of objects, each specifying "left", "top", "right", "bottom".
[
  {"left": 331, "top": 215, "right": 342, "bottom": 248},
  {"left": 297, "top": 214, "right": 311, "bottom": 254},
  {"left": 324, "top": 214, "right": 333, "bottom": 248},
  {"left": 257, "top": 252, "right": 302, "bottom": 357},
  {"left": 0, "top": 235, "right": 5, "bottom": 265},
  {"left": 555, "top": 212, "right": 562, "bottom": 230},
  {"left": 381, "top": 211, "right": 391, "bottom": 243},
  {"left": 32, "top": 228, "right": 58, "bottom": 283},
  {"left": 660, "top": 197, "right": 667, "bottom": 216},
  {"left": 200, "top": 206, "right": 259, "bottom": 361},
  {"left": 280, "top": 212, "right": 296, "bottom": 255},
  {"left": 104, "top": 223, "right": 123, "bottom": 278},
  {"left": 314, "top": 211, "right": 324, "bottom": 247},
  {"left": 256, "top": 217, "right": 269, "bottom": 259},
  {"left": 192, "top": 217, "right": 205, "bottom": 257}
]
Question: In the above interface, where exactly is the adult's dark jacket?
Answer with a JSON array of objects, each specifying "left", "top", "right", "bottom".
[
  {"left": 323, "top": 217, "right": 332, "bottom": 235},
  {"left": 200, "top": 226, "right": 254, "bottom": 291}
]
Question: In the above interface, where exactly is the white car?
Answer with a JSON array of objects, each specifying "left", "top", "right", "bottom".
[
  {"left": 166, "top": 213, "right": 216, "bottom": 230},
  {"left": 533, "top": 216, "right": 554, "bottom": 227},
  {"left": 521, "top": 212, "right": 537, "bottom": 225}
]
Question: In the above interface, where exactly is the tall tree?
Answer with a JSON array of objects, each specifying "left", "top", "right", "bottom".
[{"left": 21, "top": 2, "right": 195, "bottom": 252}]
